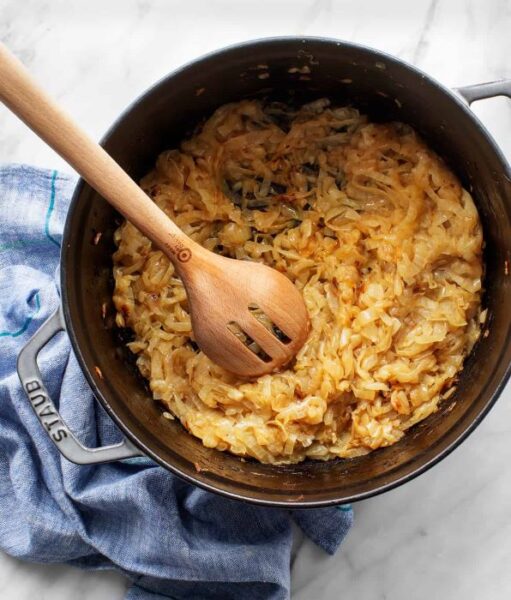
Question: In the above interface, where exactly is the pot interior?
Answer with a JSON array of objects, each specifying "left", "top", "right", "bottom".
[{"left": 62, "top": 38, "right": 511, "bottom": 506}]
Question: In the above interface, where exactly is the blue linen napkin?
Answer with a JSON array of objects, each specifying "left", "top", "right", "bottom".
[{"left": 0, "top": 164, "right": 353, "bottom": 600}]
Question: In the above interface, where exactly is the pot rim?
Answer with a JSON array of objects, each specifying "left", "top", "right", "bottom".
[{"left": 61, "top": 36, "right": 511, "bottom": 507}]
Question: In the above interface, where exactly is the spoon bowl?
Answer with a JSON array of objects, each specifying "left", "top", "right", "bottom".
[{"left": 184, "top": 249, "right": 310, "bottom": 377}]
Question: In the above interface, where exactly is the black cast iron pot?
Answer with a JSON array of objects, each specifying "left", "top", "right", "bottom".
[{"left": 17, "top": 38, "right": 511, "bottom": 507}]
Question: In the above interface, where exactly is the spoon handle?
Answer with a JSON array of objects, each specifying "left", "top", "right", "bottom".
[{"left": 0, "top": 42, "right": 197, "bottom": 266}]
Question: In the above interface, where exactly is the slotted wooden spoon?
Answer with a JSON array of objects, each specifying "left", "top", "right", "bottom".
[{"left": 0, "top": 42, "right": 310, "bottom": 377}]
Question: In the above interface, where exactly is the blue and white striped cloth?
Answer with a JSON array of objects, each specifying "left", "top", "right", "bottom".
[{"left": 0, "top": 164, "right": 353, "bottom": 600}]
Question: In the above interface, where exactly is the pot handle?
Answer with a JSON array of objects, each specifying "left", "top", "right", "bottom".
[
  {"left": 455, "top": 79, "right": 511, "bottom": 104},
  {"left": 17, "top": 307, "right": 143, "bottom": 464}
]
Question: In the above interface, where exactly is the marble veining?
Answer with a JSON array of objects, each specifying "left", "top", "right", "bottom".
[
  {"left": 412, "top": 0, "right": 439, "bottom": 64},
  {"left": 1, "top": 0, "right": 510, "bottom": 598}
]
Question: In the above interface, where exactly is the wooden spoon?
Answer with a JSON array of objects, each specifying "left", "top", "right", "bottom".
[{"left": 0, "top": 43, "right": 309, "bottom": 377}]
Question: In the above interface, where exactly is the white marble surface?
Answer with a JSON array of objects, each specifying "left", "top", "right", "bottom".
[{"left": 1, "top": 0, "right": 511, "bottom": 598}]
